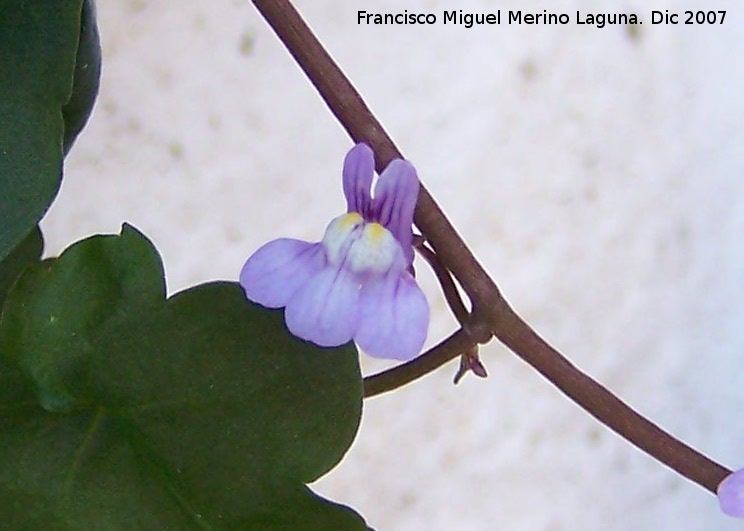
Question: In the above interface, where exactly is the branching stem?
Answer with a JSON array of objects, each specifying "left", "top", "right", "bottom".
[{"left": 251, "top": 0, "right": 732, "bottom": 495}]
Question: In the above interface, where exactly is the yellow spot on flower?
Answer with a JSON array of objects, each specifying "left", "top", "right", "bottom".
[
  {"left": 339, "top": 212, "right": 363, "bottom": 228},
  {"left": 366, "top": 223, "right": 386, "bottom": 243}
]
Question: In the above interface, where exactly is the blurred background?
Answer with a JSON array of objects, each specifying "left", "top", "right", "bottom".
[{"left": 45, "top": 0, "right": 743, "bottom": 529}]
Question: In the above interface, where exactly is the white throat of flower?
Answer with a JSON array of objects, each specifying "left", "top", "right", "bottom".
[{"left": 322, "top": 213, "right": 403, "bottom": 275}]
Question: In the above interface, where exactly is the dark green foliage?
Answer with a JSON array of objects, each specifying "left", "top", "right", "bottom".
[
  {"left": 62, "top": 0, "right": 102, "bottom": 155},
  {"left": 0, "top": 0, "right": 84, "bottom": 261},
  {"left": 0, "top": 225, "right": 367, "bottom": 529},
  {"left": 0, "top": 225, "right": 43, "bottom": 312}
]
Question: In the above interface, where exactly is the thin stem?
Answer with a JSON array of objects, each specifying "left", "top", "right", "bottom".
[
  {"left": 364, "top": 329, "right": 473, "bottom": 398},
  {"left": 494, "top": 305, "right": 732, "bottom": 494},
  {"left": 414, "top": 239, "right": 469, "bottom": 326},
  {"left": 251, "top": 0, "right": 732, "bottom": 494},
  {"left": 413, "top": 240, "right": 486, "bottom": 384}
]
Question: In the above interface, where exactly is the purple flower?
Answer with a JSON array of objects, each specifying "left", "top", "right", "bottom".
[
  {"left": 718, "top": 468, "right": 744, "bottom": 518},
  {"left": 240, "top": 143, "right": 429, "bottom": 361}
]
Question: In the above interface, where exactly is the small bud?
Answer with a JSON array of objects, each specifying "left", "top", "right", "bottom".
[{"left": 453, "top": 349, "right": 488, "bottom": 384}]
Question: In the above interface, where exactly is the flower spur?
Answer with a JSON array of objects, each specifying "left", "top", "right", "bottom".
[{"left": 240, "top": 143, "right": 429, "bottom": 361}]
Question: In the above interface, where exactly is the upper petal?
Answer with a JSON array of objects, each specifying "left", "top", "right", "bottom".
[
  {"left": 371, "top": 158, "right": 419, "bottom": 267},
  {"left": 342, "top": 143, "right": 374, "bottom": 217},
  {"left": 239, "top": 238, "right": 324, "bottom": 308},
  {"left": 284, "top": 265, "right": 361, "bottom": 347},
  {"left": 355, "top": 271, "right": 429, "bottom": 361}
]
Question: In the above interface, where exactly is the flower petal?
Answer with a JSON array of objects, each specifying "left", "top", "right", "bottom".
[
  {"left": 718, "top": 468, "right": 744, "bottom": 518},
  {"left": 342, "top": 143, "right": 374, "bottom": 217},
  {"left": 285, "top": 265, "right": 360, "bottom": 347},
  {"left": 371, "top": 158, "right": 419, "bottom": 267},
  {"left": 355, "top": 271, "right": 429, "bottom": 360},
  {"left": 239, "top": 239, "right": 324, "bottom": 308}
]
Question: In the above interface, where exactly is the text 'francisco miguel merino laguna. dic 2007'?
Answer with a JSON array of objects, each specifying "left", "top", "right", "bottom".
[{"left": 357, "top": 10, "right": 641, "bottom": 29}]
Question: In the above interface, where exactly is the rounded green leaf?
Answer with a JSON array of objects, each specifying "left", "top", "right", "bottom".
[
  {"left": 0, "top": 0, "right": 84, "bottom": 261},
  {"left": 0, "top": 225, "right": 164, "bottom": 412},
  {"left": 0, "top": 408, "right": 197, "bottom": 530},
  {"left": 0, "top": 225, "right": 43, "bottom": 312},
  {"left": 0, "top": 225, "right": 367, "bottom": 529},
  {"left": 62, "top": 0, "right": 102, "bottom": 155}
]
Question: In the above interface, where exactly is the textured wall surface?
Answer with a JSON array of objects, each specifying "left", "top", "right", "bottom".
[{"left": 46, "top": 1, "right": 743, "bottom": 529}]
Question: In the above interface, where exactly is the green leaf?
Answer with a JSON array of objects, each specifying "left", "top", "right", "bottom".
[
  {"left": 0, "top": 226, "right": 163, "bottom": 412},
  {"left": 0, "top": 225, "right": 43, "bottom": 312},
  {"left": 0, "top": 0, "right": 84, "bottom": 261},
  {"left": 0, "top": 483, "right": 67, "bottom": 530},
  {"left": 62, "top": 0, "right": 102, "bottom": 155},
  {"left": 0, "top": 225, "right": 367, "bottom": 529}
]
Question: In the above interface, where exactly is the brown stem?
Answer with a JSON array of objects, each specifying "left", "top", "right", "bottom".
[
  {"left": 364, "top": 329, "right": 473, "bottom": 398},
  {"left": 251, "top": 0, "right": 732, "bottom": 494},
  {"left": 493, "top": 305, "right": 731, "bottom": 494},
  {"left": 413, "top": 240, "right": 486, "bottom": 385},
  {"left": 414, "top": 240, "right": 469, "bottom": 326}
]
